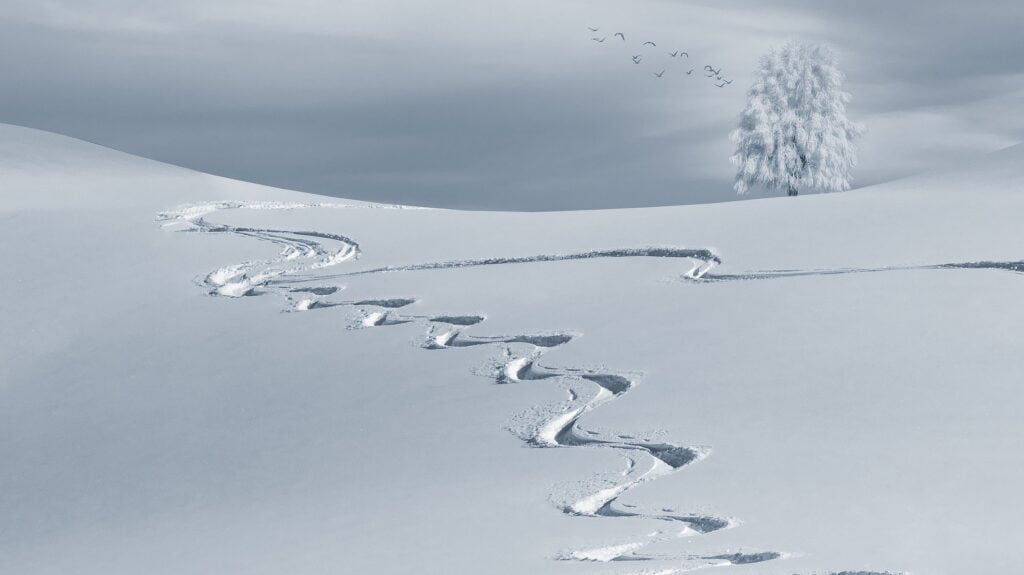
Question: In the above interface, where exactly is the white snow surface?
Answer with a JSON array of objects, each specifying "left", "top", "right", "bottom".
[{"left": 2, "top": 123, "right": 1024, "bottom": 575}]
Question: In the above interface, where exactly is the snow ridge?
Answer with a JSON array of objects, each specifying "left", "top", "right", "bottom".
[
  {"left": 157, "top": 200, "right": 901, "bottom": 573},
  {"left": 337, "top": 248, "right": 720, "bottom": 279},
  {"left": 696, "top": 260, "right": 1024, "bottom": 283}
]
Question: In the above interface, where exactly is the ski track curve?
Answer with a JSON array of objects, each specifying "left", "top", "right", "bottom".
[{"left": 158, "top": 200, "right": 918, "bottom": 574}]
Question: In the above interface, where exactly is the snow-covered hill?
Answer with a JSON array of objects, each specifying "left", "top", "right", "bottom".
[{"left": 2, "top": 123, "right": 1022, "bottom": 575}]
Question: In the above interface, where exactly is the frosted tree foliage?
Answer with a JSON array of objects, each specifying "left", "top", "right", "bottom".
[{"left": 731, "top": 42, "right": 865, "bottom": 196}]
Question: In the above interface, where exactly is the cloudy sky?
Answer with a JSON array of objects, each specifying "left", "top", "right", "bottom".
[{"left": 2, "top": 0, "right": 1022, "bottom": 209}]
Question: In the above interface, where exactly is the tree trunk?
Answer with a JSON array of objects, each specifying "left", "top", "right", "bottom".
[{"left": 787, "top": 186, "right": 798, "bottom": 196}]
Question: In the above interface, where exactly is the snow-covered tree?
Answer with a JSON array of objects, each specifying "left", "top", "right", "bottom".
[{"left": 730, "top": 42, "right": 865, "bottom": 196}]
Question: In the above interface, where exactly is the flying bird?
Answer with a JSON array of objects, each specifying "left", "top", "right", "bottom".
[
  {"left": 632, "top": 54, "right": 643, "bottom": 64},
  {"left": 679, "top": 51, "right": 689, "bottom": 58},
  {"left": 668, "top": 51, "right": 679, "bottom": 57},
  {"left": 686, "top": 69, "right": 694, "bottom": 75},
  {"left": 614, "top": 32, "right": 625, "bottom": 41},
  {"left": 704, "top": 65, "right": 722, "bottom": 77},
  {"left": 653, "top": 70, "right": 665, "bottom": 78},
  {"left": 643, "top": 41, "right": 657, "bottom": 47},
  {"left": 588, "top": 26, "right": 599, "bottom": 32},
  {"left": 591, "top": 37, "right": 605, "bottom": 42}
]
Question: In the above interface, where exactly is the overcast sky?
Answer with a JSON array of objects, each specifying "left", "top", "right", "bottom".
[{"left": 2, "top": 0, "right": 1022, "bottom": 209}]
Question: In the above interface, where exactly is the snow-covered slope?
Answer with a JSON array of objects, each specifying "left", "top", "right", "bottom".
[{"left": 2, "top": 123, "right": 1022, "bottom": 575}]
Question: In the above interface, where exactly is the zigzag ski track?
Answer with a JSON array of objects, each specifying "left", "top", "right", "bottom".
[{"left": 157, "top": 200, "right": 961, "bottom": 574}]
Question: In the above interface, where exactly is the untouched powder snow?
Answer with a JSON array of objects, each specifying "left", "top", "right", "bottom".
[{"left": 2, "top": 123, "right": 1023, "bottom": 575}]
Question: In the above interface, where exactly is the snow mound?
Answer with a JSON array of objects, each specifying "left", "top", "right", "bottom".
[{"left": 2, "top": 124, "right": 1023, "bottom": 575}]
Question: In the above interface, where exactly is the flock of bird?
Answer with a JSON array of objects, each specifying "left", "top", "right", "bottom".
[{"left": 587, "top": 26, "right": 733, "bottom": 87}]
